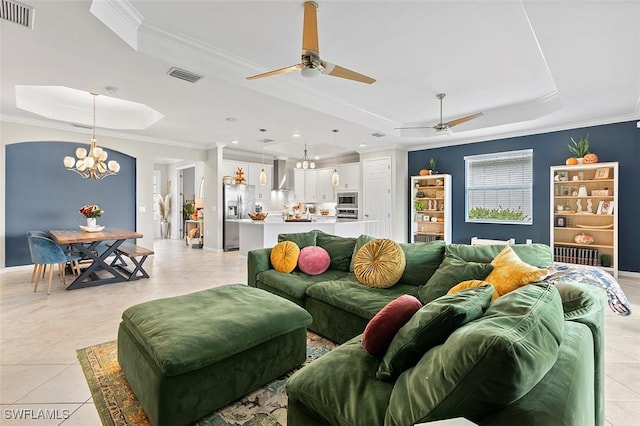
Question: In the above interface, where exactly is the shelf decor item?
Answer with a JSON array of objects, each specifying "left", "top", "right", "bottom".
[
  {"left": 567, "top": 134, "right": 590, "bottom": 164},
  {"left": 594, "top": 168, "right": 610, "bottom": 179},
  {"left": 574, "top": 233, "right": 594, "bottom": 245}
]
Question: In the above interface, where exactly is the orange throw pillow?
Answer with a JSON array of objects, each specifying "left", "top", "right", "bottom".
[
  {"left": 270, "top": 241, "right": 301, "bottom": 273},
  {"left": 448, "top": 280, "right": 499, "bottom": 302},
  {"left": 484, "top": 246, "right": 548, "bottom": 296}
]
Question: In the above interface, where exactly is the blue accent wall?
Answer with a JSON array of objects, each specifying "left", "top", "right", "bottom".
[
  {"left": 5, "top": 141, "right": 136, "bottom": 266},
  {"left": 408, "top": 120, "right": 640, "bottom": 272}
]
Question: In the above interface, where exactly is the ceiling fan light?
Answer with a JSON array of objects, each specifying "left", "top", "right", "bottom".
[{"left": 301, "top": 67, "right": 321, "bottom": 78}]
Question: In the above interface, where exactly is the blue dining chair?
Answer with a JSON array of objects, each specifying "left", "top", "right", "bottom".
[
  {"left": 28, "top": 234, "right": 82, "bottom": 295},
  {"left": 27, "top": 231, "right": 81, "bottom": 283}
]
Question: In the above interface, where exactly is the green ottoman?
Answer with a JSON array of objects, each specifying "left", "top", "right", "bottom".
[{"left": 117, "top": 284, "right": 312, "bottom": 426}]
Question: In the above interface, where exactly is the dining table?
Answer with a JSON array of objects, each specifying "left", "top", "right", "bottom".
[{"left": 48, "top": 228, "right": 143, "bottom": 290}]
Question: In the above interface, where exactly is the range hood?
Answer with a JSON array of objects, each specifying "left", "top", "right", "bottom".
[{"left": 273, "top": 160, "right": 293, "bottom": 191}]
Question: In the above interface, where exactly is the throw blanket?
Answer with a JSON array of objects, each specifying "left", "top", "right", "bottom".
[{"left": 543, "top": 264, "right": 632, "bottom": 316}]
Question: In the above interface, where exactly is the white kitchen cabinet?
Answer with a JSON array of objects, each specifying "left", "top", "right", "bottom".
[
  {"left": 248, "top": 163, "right": 272, "bottom": 202},
  {"left": 294, "top": 169, "right": 317, "bottom": 202},
  {"left": 222, "top": 160, "right": 248, "bottom": 182},
  {"left": 335, "top": 163, "right": 360, "bottom": 191},
  {"left": 315, "top": 168, "right": 335, "bottom": 202}
]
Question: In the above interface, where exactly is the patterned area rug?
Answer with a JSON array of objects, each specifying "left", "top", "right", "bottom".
[{"left": 77, "top": 332, "right": 337, "bottom": 426}]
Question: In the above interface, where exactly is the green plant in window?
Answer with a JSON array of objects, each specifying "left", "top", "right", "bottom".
[{"left": 468, "top": 206, "right": 530, "bottom": 222}]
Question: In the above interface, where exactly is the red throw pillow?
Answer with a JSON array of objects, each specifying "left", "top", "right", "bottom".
[
  {"left": 298, "top": 246, "right": 331, "bottom": 275},
  {"left": 361, "top": 295, "right": 423, "bottom": 357}
]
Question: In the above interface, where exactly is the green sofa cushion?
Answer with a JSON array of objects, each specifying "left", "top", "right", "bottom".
[
  {"left": 286, "top": 336, "right": 394, "bottom": 426},
  {"left": 120, "top": 285, "right": 312, "bottom": 377},
  {"left": 316, "top": 231, "right": 357, "bottom": 272},
  {"left": 398, "top": 240, "right": 446, "bottom": 286},
  {"left": 377, "top": 285, "right": 494, "bottom": 381},
  {"left": 446, "top": 243, "right": 553, "bottom": 268},
  {"left": 306, "top": 275, "right": 420, "bottom": 320},
  {"left": 418, "top": 254, "right": 494, "bottom": 304},
  {"left": 278, "top": 230, "right": 318, "bottom": 248},
  {"left": 385, "top": 283, "right": 564, "bottom": 425},
  {"left": 349, "top": 234, "right": 375, "bottom": 272},
  {"left": 256, "top": 269, "right": 350, "bottom": 301}
]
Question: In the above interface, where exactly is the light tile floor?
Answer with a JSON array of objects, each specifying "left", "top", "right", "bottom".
[{"left": 0, "top": 239, "right": 638, "bottom": 425}]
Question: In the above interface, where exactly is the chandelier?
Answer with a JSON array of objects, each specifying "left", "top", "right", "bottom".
[
  {"left": 63, "top": 92, "right": 120, "bottom": 180},
  {"left": 295, "top": 142, "right": 315, "bottom": 169}
]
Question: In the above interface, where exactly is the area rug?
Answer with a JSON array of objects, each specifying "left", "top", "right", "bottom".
[{"left": 77, "top": 332, "right": 337, "bottom": 426}]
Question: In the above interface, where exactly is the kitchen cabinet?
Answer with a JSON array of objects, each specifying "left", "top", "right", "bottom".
[
  {"left": 315, "top": 168, "right": 335, "bottom": 202},
  {"left": 550, "top": 162, "right": 618, "bottom": 277},
  {"left": 248, "top": 163, "right": 272, "bottom": 202},
  {"left": 222, "top": 160, "right": 248, "bottom": 182},
  {"left": 294, "top": 169, "right": 317, "bottom": 202},
  {"left": 410, "top": 174, "right": 451, "bottom": 243},
  {"left": 335, "top": 163, "right": 360, "bottom": 190}
]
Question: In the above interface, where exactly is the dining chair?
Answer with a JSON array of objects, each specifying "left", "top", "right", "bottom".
[
  {"left": 28, "top": 234, "right": 82, "bottom": 295},
  {"left": 27, "top": 231, "right": 81, "bottom": 282}
]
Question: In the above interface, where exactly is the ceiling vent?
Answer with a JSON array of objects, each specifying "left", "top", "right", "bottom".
[
  {"left": 258, "top": 138, "right": 275, "bottom": 144},
  {"left": 167, "top": 67, "right": 203, "bottom": 84},
  {"left": 371, "top": 132, "right": 386, "bottom": 138},
  {"left": 1, "top": 0, "right": 34, "bottom": 28}
]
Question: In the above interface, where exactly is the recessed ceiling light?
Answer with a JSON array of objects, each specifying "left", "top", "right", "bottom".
[
  {"left": 225, "top": 117, "right": 237, "bottom": 122},
  {"left": 231, "top": 140, "right": 238, "bottom": 144},
  {"left": 292, "top": 133, "right": 300, "bottom": 137},
  {"left": 314, "top": 155, "right": 320, "bottom": 160},
  {"left": 359, "top": 143, "right": 367, "bottom": 147}
]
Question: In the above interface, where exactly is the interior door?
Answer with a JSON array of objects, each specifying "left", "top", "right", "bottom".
[{"left": 363, "top": 157, "right": 391, "bottom": 238}]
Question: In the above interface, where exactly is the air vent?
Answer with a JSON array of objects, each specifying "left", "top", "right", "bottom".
[
  {"left": 167, "top": 67, "right": 203, "bottom": 83},
  {"left": 0, "top": 0, "right": 34, "bottom": 28},
  {"left": 371, "top": 132, "right": 386, "bottom": 138},
  {"left": 258, "top": 138, "right": 275, "bottom": 144}
]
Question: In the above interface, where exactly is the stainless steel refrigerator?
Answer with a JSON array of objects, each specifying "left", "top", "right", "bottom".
[{"left": 223, "top": 184, "right": 256, "bottom": 251}]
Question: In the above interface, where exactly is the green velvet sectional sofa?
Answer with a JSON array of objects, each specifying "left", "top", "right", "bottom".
[{"left": 247, "top": 230, "right": 607, "bottom": 426}]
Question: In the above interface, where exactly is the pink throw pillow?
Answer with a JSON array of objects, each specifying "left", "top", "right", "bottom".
[
  {"left": 361, "top": 295, "right": 423, "bottom": 357},
  {"left": 298, "top": 246, "right": 331, "bottom": 275}
]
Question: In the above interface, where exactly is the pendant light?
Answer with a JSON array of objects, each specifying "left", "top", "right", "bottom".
[
  {"left": 295, "top": 142, "right": 315, "bottom": 169},
  {"left": 258, "top": 129, "right": 267, "bottom": 185},
  {"left": 331, "top": 129, "right": 339, "bottom": 186}
]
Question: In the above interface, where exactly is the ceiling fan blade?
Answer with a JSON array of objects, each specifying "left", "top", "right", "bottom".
[
  {"left": 302, "top": 1, "right": 319, "bottom": 54},
  {"left": 394, "top": 125, "right": 432, "bottom": 130},
  {"left": 322, "top": 62, "right": 376, "bottom": 84},
  {"left": 246, "top": 64, "right": 303, "bottom": 80},
  {"left": 447, "top": 112, "right": 484, "bottom": 127}
]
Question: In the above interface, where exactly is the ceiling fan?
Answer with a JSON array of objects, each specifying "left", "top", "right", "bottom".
[
  {"left": 397, "top": 93, "right": 484, "bottom": 132},
  {"left": 246, "top": 1, "right": 375, "bottom": 84}
]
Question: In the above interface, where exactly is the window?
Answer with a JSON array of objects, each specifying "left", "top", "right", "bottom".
[{"left": 465, "top": 149, "right": 533, "bottom": 224}]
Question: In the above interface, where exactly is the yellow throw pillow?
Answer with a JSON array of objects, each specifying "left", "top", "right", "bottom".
[
  {"left": 270, "top": 241, "right": 301, "bottom": 273},
  {"left": 353, "top": 239, "right": 406, "bottom": 288},
  {"left": 448, "top": 280, "right": 499, "bottom": 302},
  {"left": 485, "top": 246, "right": 548, "bottom": 296}
]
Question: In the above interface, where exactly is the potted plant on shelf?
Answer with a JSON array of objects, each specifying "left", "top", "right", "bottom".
[
  {"left": 600, "top": 254, "right": 612, "bottom": 267},
  {"left": 567, "top": 134, "right": 594, "bottom": 165},
  {"left": 419, "top": 158, "right": 438, "bottom": 176}
]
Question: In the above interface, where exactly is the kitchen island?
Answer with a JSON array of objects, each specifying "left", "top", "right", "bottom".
[{"left": 235, "top": 218, "right": 381, "bottom": 256}]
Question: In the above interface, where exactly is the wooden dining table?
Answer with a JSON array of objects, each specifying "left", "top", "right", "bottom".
[{"left": 49, "top": 228, "right": 143, "bottom": 290}]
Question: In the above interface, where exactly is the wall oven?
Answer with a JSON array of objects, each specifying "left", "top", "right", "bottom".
[
  {"left": 336, "top": 208, "right": 358, "bottom": 221},
  {"left": 336, "top": 191, "right": 358, "bottom": 209}
]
